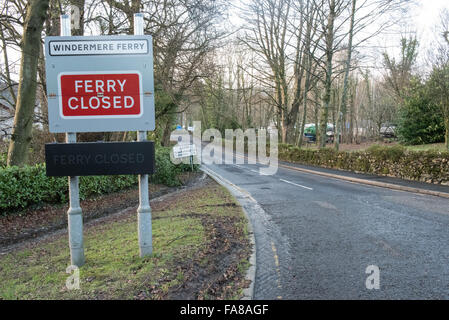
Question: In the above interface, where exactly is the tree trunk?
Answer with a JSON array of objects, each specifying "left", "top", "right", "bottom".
[
  {"left": 445, "top": 118, "right": 449, "bottom": 150},
  {"left": 319, "top": 0, "right": 336, "bottom": 149},
  {"left": 281, "top": 108, "right": 288, "bottom": 144},
  {"left": 161, "top": 114, "right": 175, "bottom": 147},
  {"left": 335, "top": 0, "right": 356, "bottom": 151},
  {"left": 299, "top": 54, "right": 313, "bottom": 147},
  {"left": 7, "top": 0, "right": 50, "bottom": 167}
]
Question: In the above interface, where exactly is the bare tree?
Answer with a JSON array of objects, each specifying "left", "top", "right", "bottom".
[
  {"left": 7, "top": 0, "right": 49, "bottom": 166},
  {"left": 240, "top": 0, "right": 292, "bottom": 143},
  {"left": 316, "top": 0, "right": 347, "bottom": 148}
]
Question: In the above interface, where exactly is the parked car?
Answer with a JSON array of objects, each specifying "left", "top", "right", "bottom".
[
  {"left": 303, "top": 123, "right": 336, "bottom": 143},
  {"left": 380, "top": 124, "right": 397, "bottom": 138}
]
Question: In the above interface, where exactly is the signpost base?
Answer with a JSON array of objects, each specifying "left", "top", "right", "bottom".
[
  {"left": 68, "top": 210, "right": 85, "bottom": 267},
  {"left": 138, "top": 204, "right": 152, "bottom": 257},
  {"left": 68, "top": 180, "right": 85, "bottom": 267},
  {"left": 137, "top": 172, "right": 152, "bottom": 257},
  {"left": 137, "top": 128, "right": 152, "bottom": 258}
]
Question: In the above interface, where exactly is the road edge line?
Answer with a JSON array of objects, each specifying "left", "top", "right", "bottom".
[
  {"left": 280, "top": 163, "right": 449, "bottom": 199},
  {"left": 201, "top": 167, "right": 257, "bottom": 301}
]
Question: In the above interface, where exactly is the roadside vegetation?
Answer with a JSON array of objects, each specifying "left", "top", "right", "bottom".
[
  {"left": 0, "top": 179, "right": 251, "bottom": 300},
  {"left": 0, "top": 147, "right": 198, "bottom": 215},
  {"left": 278, "top": 144, "right": 449, "bottom": 185}
]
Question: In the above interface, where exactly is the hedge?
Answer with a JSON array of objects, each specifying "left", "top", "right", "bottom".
[
  {"left": 0, "top": 147, "right": 198, "bottom": 214},
  {"left": 278, "top": 144, "right": 449, "bottom": 185}
]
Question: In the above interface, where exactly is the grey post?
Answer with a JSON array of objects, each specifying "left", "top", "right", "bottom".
[
  {"left": 135, "top": 13, "right": 152, "bottom": 257},
  {"left": 61, "top": 14, "right": 85, "bottom": 267}
]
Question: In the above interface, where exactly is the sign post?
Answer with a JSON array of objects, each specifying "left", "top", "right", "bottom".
[
  {"left": 61, "top": 14, "right": 85, "bottom": 267},
  {"left": 134, "top": 13, "right": 152, "bottom": 258},
  {"left": 45, "top": 13, "right": 155, "bottom": 266}
]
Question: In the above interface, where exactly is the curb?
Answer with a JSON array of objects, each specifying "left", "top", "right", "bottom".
[
  {"left": 279, "top": 163, "right": 449, "bottom": 199},
  {"left": 201, "top": 167, "right": 257, "bottom": 301}
]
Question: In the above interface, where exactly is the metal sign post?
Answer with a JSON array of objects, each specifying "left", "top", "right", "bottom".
[
  {"left": 47, "top": 13, "right": 155, "bottom": 266},
  {"left": 134, "top": 13, "right": 152, "bottom": 258},
  {"left": 61, "top": 14, "right": 85, "bottom": 267}
]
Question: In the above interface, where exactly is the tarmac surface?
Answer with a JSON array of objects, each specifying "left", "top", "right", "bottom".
[{"left": 204, "top": 158, "right": 449, "bottom": 300}]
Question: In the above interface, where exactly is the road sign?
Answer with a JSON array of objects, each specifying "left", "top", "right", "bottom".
[
  {"left": 45, "top": 35, "right": 155, "bottom": 133},
  {"left": 59, "top": 72, "right": 142, "bottom": 118},
  {"left": 173, "top": 143, "right": 197, "bottom": 159},
  {"left": 45, "top": 141, "right": 155, "bottom": 176}
]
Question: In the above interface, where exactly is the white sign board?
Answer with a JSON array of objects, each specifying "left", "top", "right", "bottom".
[
  {"left": 45, "top": 35, "right": 155, "bottom": 133},
  {"left": 48, "top": 39, "right": 149, "bottom": 56},
  {"left": 173, "top": 144, "right": 197, "bottom": 159}
]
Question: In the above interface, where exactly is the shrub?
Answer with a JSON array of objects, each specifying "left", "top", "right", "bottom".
[
  {"left": 366, "top": 144, "right": 405, "bottom": 162},
  {"left": 151, "top": 147, "right": 198, "bottom": 186},
  {"left": 0, "top": 153, "right": 6, "bottom": 168},
  {"left": 278, "top": 144, "right": 449, "bottom": 185},
  {"left": 0, "top": 166, "right": 137, "bottom": 214},
  {"left": 396, "top": 79, "right": 445, "bottom": 145},
  {"left": 0, "top": 146, "right": 198, "bottom": 215}
]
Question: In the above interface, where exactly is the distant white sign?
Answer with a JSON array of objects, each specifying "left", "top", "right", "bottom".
[
  {"left": 49, "top": 39, "right": 149, "bottom": 56},
  {"left": 173, "top": 144, "right": 196, "bottom": 159}
]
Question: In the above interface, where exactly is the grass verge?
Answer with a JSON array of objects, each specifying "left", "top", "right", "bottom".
[{"left": 0, "top": 178, "right": 251, "bottom": 300}]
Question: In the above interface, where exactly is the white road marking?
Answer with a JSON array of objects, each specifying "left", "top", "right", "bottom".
[
  {"left": 234, "top": 164, "right": 265, "bottom": 175},
  {"left": 280, "top": 179, "right": 313, "bottom": 191}
]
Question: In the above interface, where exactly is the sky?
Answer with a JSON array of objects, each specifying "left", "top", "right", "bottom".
[
  {"left": 409, "top": 0, "right": 448, "bottom": 52},
  {"left": 377, "top": 0, "right": 449, "bottom": 72}
]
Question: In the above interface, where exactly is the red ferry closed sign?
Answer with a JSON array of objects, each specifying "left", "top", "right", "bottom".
[
  {"left": 59, "top": 72, "right": 142, "bottom": 118},
  {"left": 45, "top": 35, "right": 155, "bottom": 133}
]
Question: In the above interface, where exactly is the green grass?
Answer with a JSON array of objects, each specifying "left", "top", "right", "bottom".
[
  {"left": 0, "top": 181, "right": 251, "bottom": 300},
  {"left": 405, "top": 143, "right": 447, "bottom": 152},
  {"left": 0, "top": 213, "right": 204, "bottom": 300}
]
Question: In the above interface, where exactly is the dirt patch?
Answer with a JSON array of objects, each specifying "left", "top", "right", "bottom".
[
  {"left": 134, "top": 179, "right": 251, "bottom": 300},
  {"left": 166, "top": 213, "right": 251, "bottom": 300}
]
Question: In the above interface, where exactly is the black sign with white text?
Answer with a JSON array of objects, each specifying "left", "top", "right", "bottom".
[{"left": 45, "top": 141, "right": 155, "bottom": 176}]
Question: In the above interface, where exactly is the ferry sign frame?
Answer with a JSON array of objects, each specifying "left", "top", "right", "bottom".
[{"left": 45, "top": 35, "right": 155, "bottom": 133}]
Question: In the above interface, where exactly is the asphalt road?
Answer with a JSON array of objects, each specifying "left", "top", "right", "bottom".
[{"left": 204, "top": 159, "right": 449, "bottom": 300}]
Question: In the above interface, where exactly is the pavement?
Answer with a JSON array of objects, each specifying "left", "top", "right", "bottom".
[{"left": 203, "top": 155, "right": 449, "bottom": 300}]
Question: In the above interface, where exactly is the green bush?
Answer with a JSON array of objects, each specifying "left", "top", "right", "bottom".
[
  {"left": 0, "top": 165, "right": 138, "bottom": 215},
  {"left": 396, "top": 79, "right": 445, "bottom": 145},
  {"left": 0, "top": 153, "right": 6, "bottom": 168},
  {"left": 279, "top": 144, "right": 449, "bottom": 185},
  {"left": 152, "top": 147, "right": 198, "bottom": 186},
  {"left": 0, "top": 147, "right": 198, "bottom": 215},
  {"left": 366, "top": 144, "right": 405, "bottom": 162}
]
